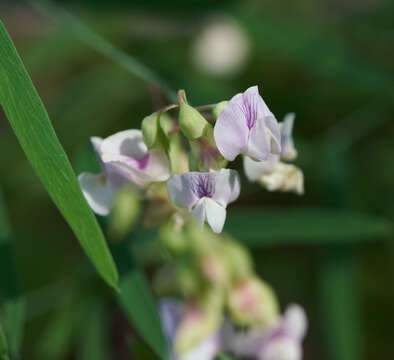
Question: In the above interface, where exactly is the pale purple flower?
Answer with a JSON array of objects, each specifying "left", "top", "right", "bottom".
[
  {"left": 159, "top": 299, "right": 222, "bottom": 360},
  {"left": 78, "top": 130, "right": 170, "bottom": 215},
  {"left": 213, "top": 86, "right": 281, "bottom": 162},
  {"left": 229, "top": 304, "right": 307, "bottom": 360},
  {"left": 166, "top": 169, "right": 240, "bottom": 233}
]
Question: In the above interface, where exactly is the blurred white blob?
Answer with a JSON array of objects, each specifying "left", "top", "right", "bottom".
[{"left": 192, "top": 18, "right": 250, "bottom": 76}]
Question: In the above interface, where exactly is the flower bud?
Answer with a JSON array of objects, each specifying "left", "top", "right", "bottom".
[
  {"left": 107, "top": 185, "right": 140, "bottom": 241},
  {"left": 228, "top": 277, "right": 280, "bottom": 328},
  {"left": 213, "top": 101, "right": 228, "bottom": 119},
  {"left": 175, "top": 300, "right": 222, "bottom": 355},
  {"left": 141, "top": 112, "right": 170, "bottom": 150},
  {"left": 199, "top": 252, "right": 229, "bottom": 286},
  {"left": 222, "top": 238, "right": 253, "bottom": 280},
  {"left": 176, "top": 260, "right": 202, "bottom": 298},
  {"left": 159, "top": 214, "right": 188, "bottom": 254},
  {"left": 178, "top": 92, "right": 209, "bottom": 140}
]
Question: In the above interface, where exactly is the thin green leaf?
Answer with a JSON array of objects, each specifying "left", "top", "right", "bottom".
[
  {"left": 0, "top": 321, "right": 9, "bottom": 360},
  {"left": 0, "top": 22, "right": 118, "bottom": 289},
  {"left": 225, "top": 208, "right": 393, "bottom": 246},
  {"left": 31, "top": 0, "right": 177, "bottom": 102},
  {"left": 112, "top": 242, "right": 169, "bottom": 360}
]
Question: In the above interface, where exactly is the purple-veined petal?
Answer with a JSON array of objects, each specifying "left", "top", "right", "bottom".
[
  {"left": 282, "top": 304, "right": 307, "bottom": 341},
  {"left": 243, "top": 155, "right": 279, "bottom": 182},
  {"left": 247, "top": 116, "right": 271, "bottom": 161},
  {"left": 167, "top": 173, "right": 200, "bottom": 210},
  {"left": 204, "top": 198, "right": 226, "bottom": 234},
  {"left": 280, "top": 113, "right": 297, "bottom": 160},
  {"left": 211, "top": 169, "right": 241, "bottom": 207},
  {"left": 100, "top": 129, "right": 147, "bottom": 159},
  {"left": 78, "top": 172, "right": 114, "bottom": 216},
  {"left": 214, "top": 93, "right": 249, "bottom": 161}
]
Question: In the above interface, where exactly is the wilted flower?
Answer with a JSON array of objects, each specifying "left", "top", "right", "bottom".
[
  {"left": 230, "top": 304, "right": 307, "bottom": 360},
  {"left": 243, "top": 113, "right": 304, "bottom": 195},
  {"left": 160, "top": 299, "right": 222, "bottom": 360},
  {"left": 79, "top": 130, "right": 170, "bottom": 215},
  {"left": 214, "top": 86, "right": 281, "bottom": 162},
  {"left": 166, "top": 169, "right": 240, "bottom": 233}
]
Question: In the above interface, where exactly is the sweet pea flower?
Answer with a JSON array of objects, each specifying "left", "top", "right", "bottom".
[
  {"left": 159, "top": 299, "right": 222, "bottom": 360},
  {"left": 166, "top": 169, "right": 240, "bottom": 233},
  {"left": 243, "top": 113, "right": 304, "bottom": 195},
  {"left": 79, "top": 130, "right": 170, "bottom": 215},
  {"left": 230, "top": 304, "right": 307, "bottom": 360},
  {"left": 214, "top": 86, "right": 281, "bottom": 162}
]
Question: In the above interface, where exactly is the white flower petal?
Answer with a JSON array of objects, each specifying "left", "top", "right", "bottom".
[
  {"left": 262, "top": 337, "right": 301, "bottom": 360},
  {"left": 204, "top": 198, "right": 226, "bottom": 234},
  {"left": 243, "top": 155, "right": 279, "bottom": 182},
  {"left": 246, "top": 116, "right": 271, "bottom": 161},
  {"left": 180, "top": 335, "right": 220, "bottom": 360},
  {"left": 100, "top": 129, "right": 147, "bottom": 159},
  {"left": 283, "top": 304, "right": 307, "bottom": 341},
  {"left": 144, "top": 149, "right": 171, "bottom": 182},
  {"left": 212, "top": 169, "right": 241, "bottom": 207},
  {"left": 280, "top": 113, "right": 297, "bottom": 161},
  {"left": 78, "top": 172, "right": 113, "bottom": 216},
  {"left": 191, "top": 198, "right": 206, "bottom": 225}
]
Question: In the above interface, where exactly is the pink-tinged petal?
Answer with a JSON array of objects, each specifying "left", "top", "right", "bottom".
[
  {"left": 144, "top": 149, "right": 171, "bottom": 182},
  {"left": 78, "top": 172, "right": 113, "bottom": 216},
  {"left": 214, "top": 93, "right": 249, "bottom": 161},
  {"left": 261, "top": 337, "right": 302, "bottom": 360},
  {"left": 100, "top": 129, "right": 147, "bottom": 159},
  {"left": 280, "top": 113, "right": 297, "bottom": 160},
  {"left": 243, "top": 155, "right": 279, "bottom": 182},
  {"left": 282, "top": 304, "right": 307, "bottom": 341},
  {"left": 167, "top": 173, "right": 199, "bottom": 210},
  {"left": 211, "top": 169, "right": 240, "bottom": 207},
  {"left": 204, "top": 198, "right": 226, "bottom": 234},
  {"left": 191, "top": 198, "right": 206, "bottom": 225}
]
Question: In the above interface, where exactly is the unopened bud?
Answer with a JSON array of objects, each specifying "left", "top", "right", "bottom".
[
  {"left": 159, "top": 214, "right": 188, "bottom": 254},
  {"left": 222, "top": 238, "right": 253, "bottom": 280},
  {"left": 213, "top": 101, "right": 228, "bottom": 119},
  {"left": 228, "top": 277, "right": 280, "bottom": 328},
  {"left": 141, "top": 112, "right": 170, "bottom": 150}
]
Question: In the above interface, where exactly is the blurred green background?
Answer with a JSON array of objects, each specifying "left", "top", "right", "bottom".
[{"left": 1, "top": 0, "right": 394, "bottom": 359}]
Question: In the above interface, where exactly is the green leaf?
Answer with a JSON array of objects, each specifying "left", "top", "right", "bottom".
[
  {"left": 0, "top": 22, "right": 118, "bottom": 289},
  {"left": 0, "top": 321, "right": 9, "bottom": 360},
  {"left": 112, "top": 242, "right": 169, "bottom": 360},
  {"left": 225, "top": 208, "right": 393, "bottom": 246}
]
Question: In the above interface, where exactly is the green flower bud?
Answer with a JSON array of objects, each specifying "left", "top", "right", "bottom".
[
  {"left": 222, "top": 237, "right": 253, "bottom": 280},
  {"left": 141, "top": 112, "right": 170, "bottom": 151},
  {"left": 176, "top": 259, "right": 202, "bottom": 298},
  {"left": 159, "top": 214, "right": 188, "bottom": 254},
  {"left": 108, "top": 185, "right": 140, "bottom": 241},
  {"left": 213, "top": 101, "right": 228, "bottom": 119},
  {"left": 228, "top": 276, "right": 280, "bottom": 328},
  {"left": 178, "top": 90, "right": 209, "bottom": 140}
]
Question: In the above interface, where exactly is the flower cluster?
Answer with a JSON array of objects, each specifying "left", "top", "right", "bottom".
[
  {"left": 78, "top": 85, "right": 307, "bottom": 360},
  {"left": 79, "top": 86, "right": 303, "bottom": 232}
]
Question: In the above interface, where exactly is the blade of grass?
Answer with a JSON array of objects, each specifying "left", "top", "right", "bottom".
[
  {"left": 225, "top": 208, "right": 393, "bottom": 246},
  {"left": 0, "top": 321, "right": 9, "bottom": 360},
  {"left": 31, "top": 0, "right": 178, "bottom": 102},
  {"left": 0, "top": 22, "right": 118, "bottom": 289},
  {"left": 112, "top": 242, "right": 169, "bottom": 360}
]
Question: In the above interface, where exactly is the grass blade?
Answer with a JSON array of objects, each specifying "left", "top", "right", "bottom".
[
  {"left": 113, "top": 242, "right": 169, "bottom": 360},
  {"left": 0, "top": 321, "right": 9, "bottom": 360},
  {"left": 0, "top": 22, "right": 118, "bottom": 288},
  {"left": 225, "top": 208, "right": 393, "bottom": 246}
]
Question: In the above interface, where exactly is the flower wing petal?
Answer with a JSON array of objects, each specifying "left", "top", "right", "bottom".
[
  {"left": 214, "top": 93, "right": 249, "bottom": 161},
  {"left": 100, "top": 129, "right": 147, "bottom": 159},
  {"left": 212, "top": 169, "right": 241, "bottom": 207},
  {"left": 167, "top": 174, "right": 199, "bottom": 210},
  {"left": 78, "top": 172, "right": 113, "bottom": 216},
  {"left": 205, "top": 198, "right": 226, "bottom": 234},
  {"left": 243, "top": 155, "right": 279, "bottom": 182},
  {"left": 283, "top": 304, "right": 307, "bottom": 341},
  {"left": 144, "top": 149, "right": 171, "bottom": 182},
  {"left": 280, "top": 113, "right": 297, "bottom": 160}
]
